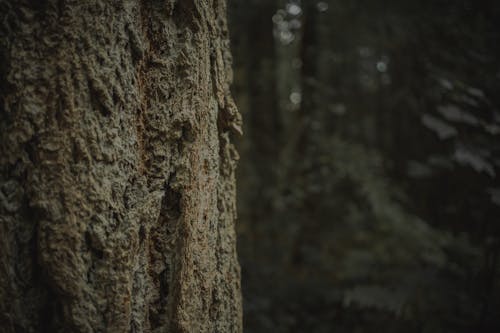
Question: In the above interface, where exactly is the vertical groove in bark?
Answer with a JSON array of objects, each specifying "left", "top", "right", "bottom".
[{"left": 0, "top": 0, "right": 242, "bottom": 332}]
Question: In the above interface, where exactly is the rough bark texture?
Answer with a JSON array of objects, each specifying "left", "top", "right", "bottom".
[{"left": 0, "top": 0, "right": 242, "bottom": 332}]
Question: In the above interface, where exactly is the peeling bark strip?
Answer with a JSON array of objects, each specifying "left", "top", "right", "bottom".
[{"left": 0, "top": 0, "right": 242, "bottom": 332}]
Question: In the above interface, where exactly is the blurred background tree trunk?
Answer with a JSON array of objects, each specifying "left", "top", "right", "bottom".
[{"left": 0, "top": 1, "right": 242, "bottom": 332}]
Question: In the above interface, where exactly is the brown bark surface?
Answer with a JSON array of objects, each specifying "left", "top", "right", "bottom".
[{"left": 0, "top": 1, "right": 242, "bottom": 332}]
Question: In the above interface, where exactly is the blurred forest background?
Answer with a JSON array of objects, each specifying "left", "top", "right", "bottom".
[{"left": 228, "top": 0, "right": 500, "bottom": 332}]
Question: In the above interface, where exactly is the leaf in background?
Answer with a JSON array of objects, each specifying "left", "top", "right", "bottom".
[
  {"left": 494, "top": 111, "right": 500, "bottom": 123},
  {"left": 421, "top": 114, "right": 458, "bottom": 139},
  {"left": 343, "top": 286, "right": 408, "bottom": 315},
  {"left": 438, "top": 78, "right": 453, "bottom": 90},
  {"left": 484, "top": 124, "right": 500, "bottom": 135},
  {"left": 457, "top": 94, "right": 480, "bottom": 107},
  {"left": 407, "top": 160, "right": 433, "bottom": 179},
  {"left": 466, "top": 87, "right": 486, "bottom": 100},
  {"left": 329, "top": 103, "right": 347, "bottom": 116},
  {"left": 427, "top": 155, "right": 454, "bottom": 170},
  {"left": 486, "top": 188, "right": 500, "bottom": 206},
  {"left": 454, "top": 146, "right": 495, "bottom": 177},
  {"left": 437, "top": 104, "right": 479, "bottom": 126}
]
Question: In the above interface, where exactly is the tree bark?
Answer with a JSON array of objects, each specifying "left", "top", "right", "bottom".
[{"left": 0, "top": 0, "right": 242, "bottom": 332}]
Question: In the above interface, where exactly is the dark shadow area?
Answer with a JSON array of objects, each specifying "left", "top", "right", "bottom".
[{"left": 229, "top": 0, "right": 500, "bottom": 332}]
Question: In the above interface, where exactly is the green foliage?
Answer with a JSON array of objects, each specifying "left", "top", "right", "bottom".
[{"left": 294, "top": 137, "right": 485, "bottom": 331}]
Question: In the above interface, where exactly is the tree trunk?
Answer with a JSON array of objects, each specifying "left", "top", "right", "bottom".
[{"left": 0, "top": 1, "right": 242, "bottom": 332}]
